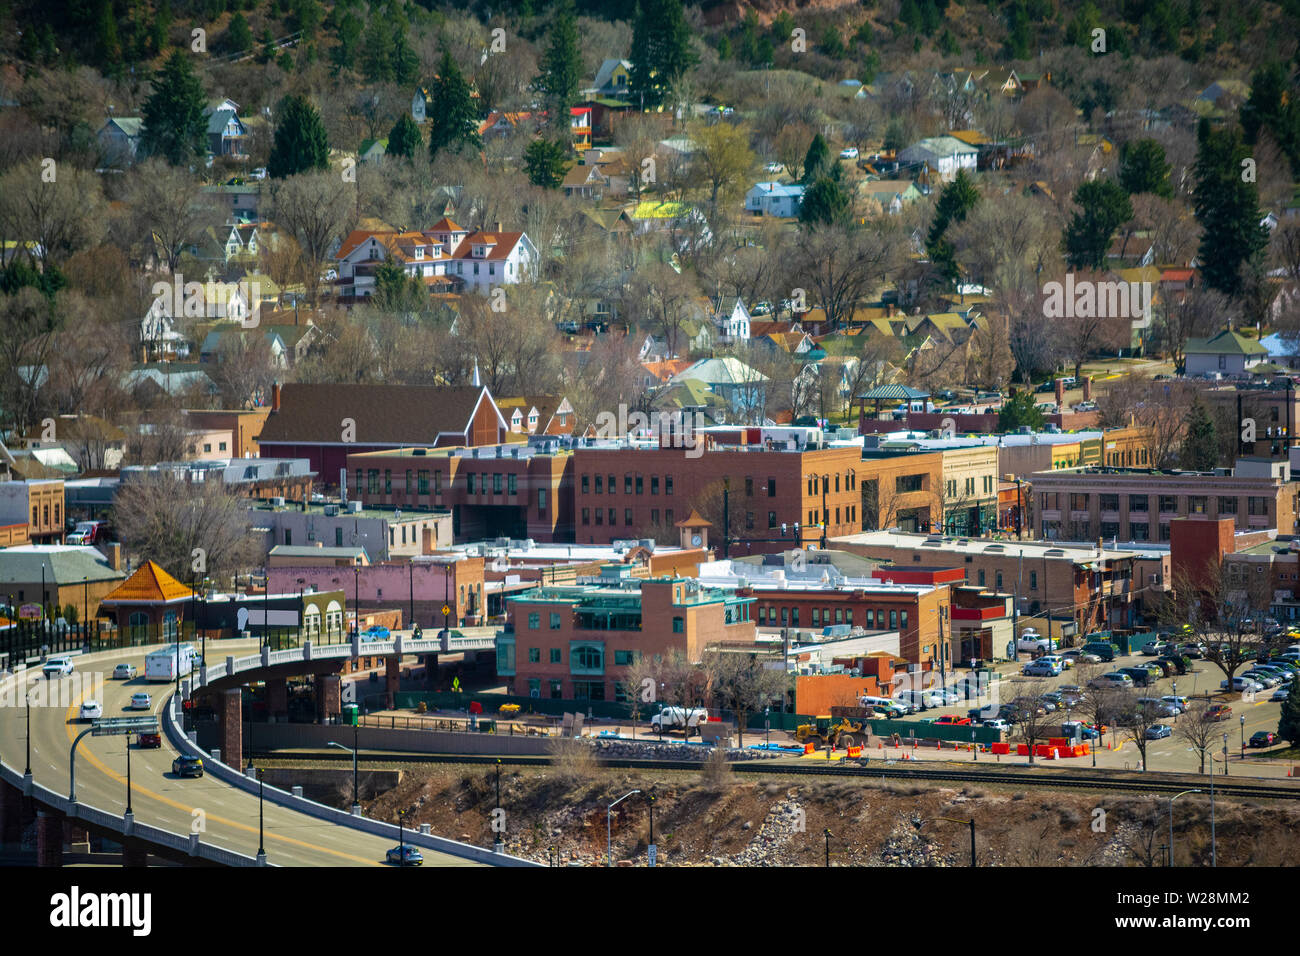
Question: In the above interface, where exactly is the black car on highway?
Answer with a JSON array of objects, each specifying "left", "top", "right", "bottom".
[{"left": 172, "top": 755, "right": 204, "bottom": 778}]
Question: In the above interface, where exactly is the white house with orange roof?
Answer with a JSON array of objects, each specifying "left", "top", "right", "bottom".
[
  {"left": 334, "top": 228, "right": 455, "bottom": 299},
  {"left": 447, "top": 225, "right": 538, "bottom": 293}
]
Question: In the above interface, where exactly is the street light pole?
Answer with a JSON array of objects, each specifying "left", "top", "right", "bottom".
[
  {"left": 824, "top": 827, "right": 831, "bottom": 867},
  {"left": 125, "top": 735, "right": 133, "bottom": 816},
  {"left": 256, "top": 769, "right": 267, "bottom": 865},
  {"left": 1240, "top": 715, "right": 1246, "bottom": 759},
  {"left": 1168, "top": 789, "right": 1201, "bottom": 867},
  {"left": 607, "top": 789, "right": 640, "bottom": 867}
]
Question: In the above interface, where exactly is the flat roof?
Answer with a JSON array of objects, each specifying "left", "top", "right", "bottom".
[{"left": 827, "top": 530, "right": 1140, "bottom": 561}]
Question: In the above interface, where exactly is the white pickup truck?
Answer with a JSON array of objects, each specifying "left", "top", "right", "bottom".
[
  {"left": 650, "top": 706, "right": 709, "bottom": 737},
  {"left": 1016, "top": 629, "right": 1057, "bottom": 654}
]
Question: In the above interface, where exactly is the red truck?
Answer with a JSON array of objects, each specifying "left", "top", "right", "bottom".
[{"left": 67, "top": 521, "right": 108, "bottom": 546}]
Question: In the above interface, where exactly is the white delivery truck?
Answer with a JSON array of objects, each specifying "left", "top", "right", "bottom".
[
  {"left": 650, "top": 706, "right": 709, "bottom": 738},
  {"left": 145, "top": 643, "right": 198, "bottom": 682}
]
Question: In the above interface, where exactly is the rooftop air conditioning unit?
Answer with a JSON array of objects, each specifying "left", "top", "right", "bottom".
[
  {"left": 271, "top": 497, "right": 285, "bottom": 508},
  {"left": 349, "top": 501, "right": 362, "bottom": 513},
  {"left": 324, "top": 504, "right": 339, "bottom": 517}
]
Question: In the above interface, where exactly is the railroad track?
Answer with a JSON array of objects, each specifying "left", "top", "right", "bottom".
[{"left": 254, "top": 749, "right": 1300, "bottom": 800}]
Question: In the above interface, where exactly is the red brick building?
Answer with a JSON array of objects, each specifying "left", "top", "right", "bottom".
[
  {"left": 256, "top": 384, "right": 507, "bottom": 492},
  {"left": 571, "top": 440, "right": 864, "bottom": 551},
  {"left": 496, "top": 572, "right": 755, "bottom": 701}
]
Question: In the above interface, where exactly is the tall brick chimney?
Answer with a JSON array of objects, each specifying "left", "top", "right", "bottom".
[
  {"left": 271, "top": 382, "right": 281, "bottom": 412},
  {"left": 106, "top": 542, "right": 122, "bottom": 571},
  {"left": 1054, "top": 378, "right": 1065, "bottom": 408}
]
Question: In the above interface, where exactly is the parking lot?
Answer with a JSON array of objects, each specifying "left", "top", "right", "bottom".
[{"left": 879, "top": 647, "right": 1298, "bottom": 776}]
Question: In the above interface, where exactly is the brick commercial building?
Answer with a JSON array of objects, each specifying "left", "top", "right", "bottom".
[
  {"left": 571, "top": 435, "right": 863, "bottom": 551},
  {"left": 0, "top": 480, "right": 65, "bottom": 544},
  {"left": 256, "top": 383, "right": 507, "bottom": 491},
  {"left": 1030, "top": 457, "right": 1297, "bottom": 543},
  {"left": 857, "top": 441, "right": 1000, "bottom": 534},
  {"left": 346, "top": 438, "right": 575, "bottom": 542},
  {"left": 1201, "top": 382, "right": 1300, "bottom": 459},
  {"left": 183, "top": 407, "right": 271, "bottom": 459},
  {"left": 856, "top": 447, "right": 944, "bottom": 533},
  {"left": 496, "top": 568, "right": 755, "bottom": 701},
  {"left": 249, "top": 498, "right": 453, "bottom": 561},
  {"left": 828, "top": 530, "right": 1145, "bottom": 635},
  {"left": 0, "top": 544, "right": 126, "bottom": 624}
]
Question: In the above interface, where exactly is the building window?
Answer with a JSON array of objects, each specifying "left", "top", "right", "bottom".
[
  {"left": 528, "top": 647, "right": 540, "bottom": 663},
  {"left": 1219, "top": 497, "right": 1237, "bottom": 515},
  {"left": 284, "top": 530, "right": 292, "bottom": 545},
  {"left": 767, "top": 478, "right": 776, "bottom": 497},
  {"left": 625, "top": 474, "right": 633, "bottom": 494},
  {"left": 550, "top": 648, "right": 561, "bottom": 663},
  {"left": 608, "top": 475, "right": 615, "bottom": 494},
  {"left": 1189, "top": 496, "right": 1206, "bottom": 515},
  {"left": 418, "top": 470, "right": 430, "bottom": 494},
  {"left": 652, "top": 508, "right": 660, "bottom": 524},
  {"left": 889, "top": 610, "right": 898, "bottom": 629},
  {"left": 791, "top": 608, "right": 800, "bottom": 626},
  {"left": 745, "top": 476, "right": 753, "bottom": 497},
  {"left": 900, "top": 610, "right": 907, "bottom": 630},
  {"left": 625, "top": 508, "right": 633, "bottom": 525},
  {"left": 493, "top": 473, "right": 503, "bottom": 494},
  {"left": 635, "top": 474, "right": 643, "bottom": 494},
  {"left": 812, "top": 608, "right": 820, "bottom": 626},
  {"left": 528, "top": 612, "right": 540, "bottom": 629},
  {"left": 595, "top": 509, "right": 603, "bottom": 525},
  {"left": 538, "top": 489, "right": 547, "bottom": 514},
  {"left": 595, "top": 475, "right": 603, "bottom": 494},
  {"left": 550, "top": 612, "right": 561, "bottom": 629},
  {"left": 384, "top": 470, "right": 392, "bottom": 494},
  {"left": 582, "top": 474, "right": 589, "bottom": 494},
  {"left": 1030, "top": 571, "right": 1037, "bottom": 590},
  {"left": 978, "top": 569, "right": 985, "bottom": 585},
  {"left": 1100, "top": 494, "right": 1118, "bottom": 511},
  {"left": 466, "top": 472, "right": 475, "bottom": 494},
  {"left": 768, "top": 512, "right": 777, "bottom": 529},
  {"left": 1159, "top": 523, "right": 1171, "bottom": 541},
  {"left": 672, "top": 616, "right": 684, "bottom": 633},
  {"left": 1159, "top": 495, "right": 1176, "bottom": 513},
  {"left": 1129, "top": 494, "right": 1148, "bottom": 512},
  {"left": 608, "top": 508, "right": 616, "bottom": 525},
  {"left": 1131, "top": 523, "right": 1149, "bottom": 541},
  {"left": 336, "top": 528, "right": 343, "bottom": 547},
  {"left": 896, "top": 474, "right": 923, "bottom": 493},
  {"left": 614, "top": 650, "right": 639, "bottom": 666},
  {"left": 995, "top": 571, "right": 1003, "bottom": 589},
  {"left": 1248, "top": 496, "right": 1269, "bottom": 516},
  {"left": 549, "top": 679, "right": 563, "bottom": 699},
  {"left": 665, "top": 509, "right": 673, "bottom": 525},
  {"left": 746, "top": 512, "right": 754, "bottom": 530},
  {"left": 367, "top": 470, "right": 379, "bottom": 494},
  {"left": 651, "top": 476, "right": 659, "bottom": 495},
  {"left": 582, "top": 508, "right": 590, "bottom": 525},
  {"left": 665, "top": 476, "right": 673, "bottom": 495}
]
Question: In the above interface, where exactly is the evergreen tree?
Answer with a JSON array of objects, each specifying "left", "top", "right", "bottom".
[
  {"left": 629, "top": 0, "right": 696, "bottom": 109},
  {"left": 801, "top": 133, "right": 831, "bottom": 185},
  {"left": 1062, "top": 179, "right": 1133, "bottom": 271},
  {"left": 799, "top": 166, "right": 852, "bottom": 227},
  {"left": 332, "top": 12, "right": 364, "bottom": 71},
  {"left": 1181, "top": 396, "right": 1218, "bottom": 470},
  {"left": 387, "top": 114, "right": 422, "bottom": 160},
  {"left": 391, "top": 21, "right": 419, "bottom": 87},
  {"left": 427, "top": 50, "right": 482, "bottom": 159},
  {"left": 1240, "top": 62, "right": 1300, "bottom": 176},
  {"left": 534, "top": 0, "right": 582, "bottom": 120},
  {"left": 525, "top": 138, "right": 568, "bottom": 188},
  {"left": 1279, "top": 676, "right": 1300, "bottom": 745},
  {"left": 360, "top": 14, "right": 393, "bottom": 82},
  {"left": 225, "top": 12, "right": 253, "bottom": 54},
  {"left": 926, "top": 169, "right": 980, "bottom": 286},
  {"left": 1118, "top": 138, "right": 1174, "bottom": 198},
  {"left": 140, "top": 51, "right": 208, "bottom": 166},
  {"left": 268, "top": 95, "right": 329, "bottom": 179},
  {"left": 1193, "top": 120, "right": 1269, "bottom": 297},
  {"left": 93, "top": 0, "right": 122, "bottom": 71},
  {"left": 997, "top": 391, "right": 1046, "bottom": 432}
]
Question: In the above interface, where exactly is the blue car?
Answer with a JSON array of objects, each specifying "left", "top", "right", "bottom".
[
  {"left": 386, "top": 845, "right": 423, "bottom": 866},
  {"left": 363, "top": 625, "right": 391, "bottom": 640},
  {"left": 1145, "top": 724, "right": 1173, "bottom": 740}
]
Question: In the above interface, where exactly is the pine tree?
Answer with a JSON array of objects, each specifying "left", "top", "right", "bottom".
[
  {"left": 534, "top": 0, "right": 582, "bottom": 121},
  {"left": 801, "top": 133, "right": 831, "bottom": 185},
  {"left": 387, "top": 114, "right": 422, "bottom": 160},
  {"left": 268, "top": 95, "right": 329, "bottom": 179},
  {"left": 225, "top": 11, "right": 253, "bottom": 54},
  {"left": 360, "top": 15, "right": 393, "bottom": 82},
  {"left": 799, "top": 166, "right": 851, "bottom": 227},
  {"left": 525, "top": 137, "right": 568, "bottom": 188},
  {"left": 629, "top": 0, "right": 696, "bottom": 108},
  {"left": 997, "top": 391, "right": 1046, "bottom": 432},
  {"left": 1118, "top": 139, "right": 1173, "bottom": 198},
  {"left": 331, "top": 12, "right": 363, "bottom": 71},
  {"left": 1062, "top": 179, "right": 1133, "bottom": 271},
  {"left": 140, "top": 51, "right": 208, "bottom": 166},
  {"left": 926, "top": 169, "right": 980, "bottom": 285},
  {"left": 1279, "top": 676, "right": 1300, "bottom": 745},
  {"left": 1193, "top": 119, "right": 1269, "bottom": 297},
  {"left": 1181, "top": 397, "right": 1218, "bottom": 471},
  {"left": 427, "top": 50, "right": 481, "bottom": 159}
]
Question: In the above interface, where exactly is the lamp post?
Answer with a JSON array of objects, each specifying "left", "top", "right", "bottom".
[
  {"left": 1223, "top": 732, "right": 1229, "bottom": 777},
  {"left": 125, "top": 734, "right": 133, "bottom": 816},
  {"left": 255, "top": 768, "right": 266, "bottom": 865},
  {"left": 647, "top": 792, "right": 656, "bottom": 867},
  {"left": 1167, "top": 789, "right": 1201, "bottom": 867},
  {"left": 1239, "top": 714, "right": 1246, "bottom": 759},
  {"left": 25, "top": 690, "right": 32, "bottom": 776},
  {"left": 824, "top": 827, "right": 831, "bottom": 867},
  {"left": 326, "top": 731, "right": 361, "bottom": 815},
  {"left": 607, "top": 789, "right": 640, "bottom": 867}
]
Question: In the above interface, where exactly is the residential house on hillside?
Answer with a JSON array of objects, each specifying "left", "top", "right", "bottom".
[
  {"left": 898, "top": 136, "right": 977, "bottom": 181},
  {"left": 562, "top": 163, "right": 609, "bottom": 200},
  {"left": 745, "top": 181, "right": 805, "bottom": 218},
  {"left": 204, "top": 99, "right": 247, "bottom": 158},
  {"left": 711, "top": 297, "right": 752, "bottom": 343},
  {"left": 199, "top": 327, "right": 289, "bottom": 368},
  {"left": 334, "top": 228, "right": 455, "bottom": 300},
  {"left": 200, "top": 182, "right": 261, "bottom": 223},
  {"left": 588, "top": 59, "right": 632, "bottom": 98},
  {"left": 669, "top": 357, "right": 770, "bottom": 420},
  {"left": 448, "top": 228, "right": 538, "bottom": 293},
  {"left": 857, "top": 180, "right": 923, "bottom": 216},
  {"left": 570, "top": 107, "right": 593, "bottom": 151},
  {"left": 1184, "top": 330, "right": 1269, "bottom": 377},
  {"left": 497, "top": 396, "right": 575, "bottom": 436},
  {"left": 651, "top": 378, "right": 730, "bottom": 425},
  {"left": 97, "top": 117, "right": 144, "bottom": 166},
  {"left": 478, "top": 111, "right": 537, "bottom": 140}
]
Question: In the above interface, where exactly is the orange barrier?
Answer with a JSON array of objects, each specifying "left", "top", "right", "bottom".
[
  {"left": 804, "top": 742, "right": 816, "bottom": 754},
  {"left": 1048, "top": 737, "right": 1069, "bottom": 747},
  {"left": 847, "top": 746, "right": 862, "bottom": 758},
  {"left": 991, "top": 742, "right": 1011, "bottom": 755},
  {"left": 1016, "top": 744, "right": 1030, "bottom": 756}
]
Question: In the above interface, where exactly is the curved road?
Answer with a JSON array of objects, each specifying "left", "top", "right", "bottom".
[{"left": 1, "top": 642, "right": 480, "bottom": 867}]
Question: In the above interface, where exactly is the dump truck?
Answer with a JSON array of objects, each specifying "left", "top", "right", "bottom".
[{"left": 794, "top": 715, "right": 869, "bottom": 749}]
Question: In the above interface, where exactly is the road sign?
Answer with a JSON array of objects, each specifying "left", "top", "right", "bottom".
[
  {"left": 441, "top": 604, "right": 451, "bottom": 617},
  {"left": 648, "top": 844, "right": 657, "bottom": 867},
  {"left": 91, "top": 716, "right": 159, "bottom": 736}
]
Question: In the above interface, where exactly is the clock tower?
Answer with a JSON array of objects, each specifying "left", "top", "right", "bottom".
[{"left": 675, "top": 509, "right": 712, "bottom": 551}]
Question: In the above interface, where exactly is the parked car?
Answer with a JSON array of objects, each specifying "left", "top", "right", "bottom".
[
  {"left": 1023, "top": 659, "right": 1062, "bottom": 677},
  {"left": 42, "top": 656, "right": 74, "bottom": 678},
  {"left": 932, "top": 715, "right": 972, "bottom": 726},
  {"left": 1081, "top": 642, "right": 1119, "bottom": 662},
  {"left": 128, "top": 692, "right": 152, "bottom": 710},
  {"left": 386, "top": 845, "right": 423, "bottom": 866},
  {"left": 79, "top": 700, "right": 103, "bottom": 721},
  {"left": 112, "top": 663, "right": 137, "bottom": 680},
  {"left": 1089, "top": 672, "right": 1134, "bottom": 689},
  {"left": 980, "top": 717, "right": 1010, "bottom": 731},
  {"left": 1145, "top": 724, "right": 1173, "bottom": 740},
  {"left": 838, "top": 147, "right": 859, "bottom": 159},
  {"left": 1136, "top": 697, "right": 1178, "bottom": 717},
  {"left": 1249, "top": 731, "right": 1277, "bottom": 748},
  {"left": 1207, "top": 703, "right": 1233, "bottom": 721},
  {"left": 1160, "top": 695, "right": 1189, "bottom": 712},
  {"left": 1271, "top": 686, "right": 1293, "bottom": 701},
  {"left": 1061, "top": 721, "right": 1100, "bottom": 740},
  {"left": 1016, "top": 628, "right": 1057, "bottom": 654},
  {"left": 1118, "top": 667, "right": 1153, "bottom": 688},
  {"left": 1222, "top": 676, "right": 1265, "bottom": 692},
  {"left": 1178, "top": 642, "right": 1207, "bottom": 659},
  {"left": 1062, "top": 649, "right": 1101, "bottom": 664},
  {"left": 1039, "top": 654, "right": 1072, "bottom": 670},
  {"left": 1141, "top": 641, "right": 1171, "bottom": 657},
  {"left": 172, "top": 755, "right": 204, "bottom": 778}
]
